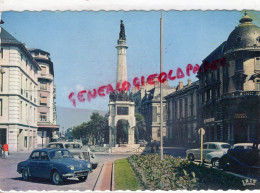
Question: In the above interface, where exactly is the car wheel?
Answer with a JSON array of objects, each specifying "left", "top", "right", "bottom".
[
  {"left": 22, "top": 169, "right": 30, "bottom": 181},
  {"left": 187, "top": 153, "right": 195, "bottom": 161},
  {"left": 51, "top": 171, "right": 63, "bottom": 185},
  {"left": 211, "top": 158, "right": 220, "bottom": 168}
]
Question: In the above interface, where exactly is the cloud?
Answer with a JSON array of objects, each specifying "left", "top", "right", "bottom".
[{"left": 75, "top": 84, "right": 85, "bottom": 91}]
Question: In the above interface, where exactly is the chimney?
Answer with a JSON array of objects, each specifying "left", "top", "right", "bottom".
[
  {"left": 179, "top": 81, "right": 183, "bottom": 90},
  {"left": 188, "top": 78, "right": 191, "bottom": 86}
]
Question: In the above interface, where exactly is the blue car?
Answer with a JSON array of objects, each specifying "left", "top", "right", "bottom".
[{"left": 17, "top": 148, "right": 92, "bottom": 185}]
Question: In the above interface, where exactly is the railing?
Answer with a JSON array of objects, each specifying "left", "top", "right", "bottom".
[
  {"left": 222, "top": 91, "right": 260, "bottom": 99},
  {"left": 39, "top": 73, "right": 53, "bottom": 80}
]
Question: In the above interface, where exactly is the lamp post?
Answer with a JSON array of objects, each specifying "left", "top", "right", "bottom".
[{"left": 160, "top": 10, "right": 164, "bottom": 161}]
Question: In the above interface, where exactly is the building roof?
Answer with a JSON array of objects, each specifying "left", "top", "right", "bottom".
[
  {"left": 29, "top": 48, "right": 54, "bottom": 76},
  {"left": 0, "top": 26, "right": 21, "bottom": 44},
  {"left": 224, "top": 11, "right": 260, "bottom": 54},
  {"left": 0, "top": 26, "right": 41, "bottom": 70},
  {"left": 28, "top": 48, "right": 50, "bottom": 56},
  {"left": 165, "top": 80, "right": 199, "bottom": 99}
]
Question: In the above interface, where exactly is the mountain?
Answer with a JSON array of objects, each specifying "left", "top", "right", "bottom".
[{"left": 56, "top": 106, "right": 107, "bottom": 131}]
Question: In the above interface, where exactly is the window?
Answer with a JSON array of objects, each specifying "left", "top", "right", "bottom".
[
  {"left": 163, "top": 105, "right": 166, "bottom": 122},
  {"left": 26, "top": 79, "right": 28, "bottom": 98},
  {"left": 179, "top": 99, "right": 183, "bottom": 118},
  {"left": 235, "top": 59, "right": 243, "bottom": 71},
  {"left": 24, "top": 136, "right": 27, "bottom": 148},
  {"left": 40, "top": 113, "right": 47, "bottom": 121},
  {"left": 0, "top": 48, "right": 3, "bottom": 59},
  {"left": 256, "top": 80, "right": 260, "bottom": 91},
  {"left": 203, "top": 144, "right": 208, "bottom": 149},
  {"left": 40, "top": 82, "right": 47, "bottom": 90},
  {"left": 117, "top": 107, "right": 129, "bottom": 115},
  {"left": 40, "top": 152, "right": 49, "bottom": 160},
  {"left": 152, "top": 106, "right": 157, "bottom": 122},
  {"left": 190, "top": 94, "right": 194, "bottom": 116},
  {"left": 174, "top": 101, "right": 177, "bottom": 120},
  {"left": 41, "top": 66, "right": 47, "bottom": 74},
  {"left": 233, "top": 146, "right": 244, "bottom": 150},
  {"left": 20, "top": 101, "right": 22, "bottom": 120},
  {"left": 34, "top": 108, "right": 36, "bottom": 123},
  {"left": 208, "top": 144, "right": 217, "bottom": 149},
  {"left": 221, "top": 144, "right": 231, "bottom": 149},
  {"left": 256, "top": 58, "right": 260, "bottom": 70},
  {"left": 0, "top": 99, "right": 2, "bottom": 116},
  {"left": 31, "top": 151, "right": 40, "bottom": 160},
  {"left": 184, "top": 98, "right": 188, "bottom": 117},
  {"left": 20, "top": 73, "right": 23, "bottom": 95}
]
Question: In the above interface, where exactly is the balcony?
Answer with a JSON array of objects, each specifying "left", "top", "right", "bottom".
[
  {"left": 39, "top": 73, "right": 53, "bottom": 80},
  {"left": 222, "top": 91, "right": 260, "bottom": 99}
]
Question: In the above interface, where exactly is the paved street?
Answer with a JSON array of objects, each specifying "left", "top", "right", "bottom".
[{"left": 0, "top": 151, "right": 128, "bottom": 191}]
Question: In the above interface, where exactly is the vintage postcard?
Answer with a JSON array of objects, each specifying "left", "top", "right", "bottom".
[{"left": 0, "top": 0, "right": 260, "bottom": 192}]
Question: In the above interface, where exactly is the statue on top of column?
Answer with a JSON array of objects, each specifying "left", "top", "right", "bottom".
[{"left": 119, "top": 20, "right": 126, "bottom": 40}]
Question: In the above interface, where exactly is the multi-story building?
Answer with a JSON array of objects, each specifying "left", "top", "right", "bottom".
[
  {"left": 0, "top": 25, "right": 40, "bottom": 152},
  {"left": 133, "top": 79, "right": 175, "bottom": 141},
  {"left": 29, "top": 49, "right": 59, "bottom": 148},
  {"left": 165, "top": 80, "right": 199, "bottom": 146},
  {"left": 197, "top": 12, "right": 260, "bottom": 145}
]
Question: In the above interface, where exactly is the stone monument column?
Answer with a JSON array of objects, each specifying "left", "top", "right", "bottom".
[
  {"left": 116, "top": 20, "right": 128, "bottom": 87},
  {"left": 108, "top": 20, "right": 136, "bottom": 147}
]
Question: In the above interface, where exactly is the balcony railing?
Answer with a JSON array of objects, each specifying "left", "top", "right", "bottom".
[
  {"left": 39, "top": 73, "right": 53, "bottom": 80},
  {"left": 222, "top": 91, "right": 260, "bottom": 99}
]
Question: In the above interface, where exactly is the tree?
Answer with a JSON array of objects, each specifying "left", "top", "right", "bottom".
[
  {"left": 135, "top": 113, "right": 146, "bottom": 142},
  {"left": 71, "top": 112, "right": 108, "bottom": 145}
]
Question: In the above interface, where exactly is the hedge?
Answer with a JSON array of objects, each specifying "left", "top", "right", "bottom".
[{"left": 128, "top": 154, "right": 245, "bottom": 190}]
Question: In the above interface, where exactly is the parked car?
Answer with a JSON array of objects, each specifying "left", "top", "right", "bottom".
[
  {"left": 47, "top": 142, "right": 98, "bottom": 169},
  {"left": 186, "top": 142, "right": 230, "bottom": 165},
  {"left": 219, "top": 143, "right": 260, "bottom": 171},
  {"left": 17, "top": 148, "right": 92, "bottom": 185}
]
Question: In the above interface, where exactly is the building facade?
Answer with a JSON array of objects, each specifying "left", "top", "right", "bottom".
[
  {"left": 197, "top": 12, "right": 260, "bottom": 145},
  {"left": 29, "top": 49, "right": 59, "bottom": 148},
  {"left": 133, "top": 79, "right": 175, "bottom": 142},
  {"left": 165, "top": 80, "right": 199, "bottom": 146},
  {"left": 0, "top": 26, "right": 40, "bottom": 152}
]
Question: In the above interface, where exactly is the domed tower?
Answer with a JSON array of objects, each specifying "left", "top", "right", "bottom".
[
  {"left": 225, "top": 11, "right": 260, "bottom": 92},
  {"left": 198, "top": 11, "right": 260, "bottom": 145}
]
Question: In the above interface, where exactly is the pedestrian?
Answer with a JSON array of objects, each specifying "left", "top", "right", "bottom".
[{"left": 3, "top": 143, "right": 8, "bottom": 159}]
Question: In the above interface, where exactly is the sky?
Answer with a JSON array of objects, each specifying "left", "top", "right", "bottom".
[{"left": 2, "top": 10, "right": 259, "bottom": 111}]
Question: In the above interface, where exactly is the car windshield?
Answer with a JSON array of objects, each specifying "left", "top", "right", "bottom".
[
  {"left": 49, "top": 150, "right": 74, "bottom": 159},
  {"left": 221, "top": 144, "right": 231, "bottom": 149},
  {"left": 65, "top": 144, "right": 81, "bottom": 149}
]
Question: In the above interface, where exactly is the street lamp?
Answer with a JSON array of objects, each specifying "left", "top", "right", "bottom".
[{"left": 159, "top": 11, "right": 164, "bottom": 161}]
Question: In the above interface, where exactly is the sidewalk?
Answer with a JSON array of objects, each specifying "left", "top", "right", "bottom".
[{"left": 93, "top": 161, "right": 113, "bottom": 191}]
